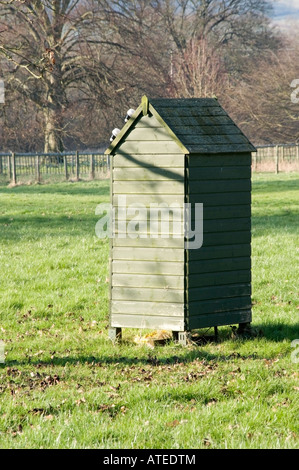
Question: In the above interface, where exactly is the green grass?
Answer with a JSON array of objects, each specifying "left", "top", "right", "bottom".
[{"left": 0, "top": 174, "right": 298, "bottom": 449}]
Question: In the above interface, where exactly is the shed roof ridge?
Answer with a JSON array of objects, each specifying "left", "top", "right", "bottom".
[{"left": 105, "top": 95, "right": 256, "bottom": 155}]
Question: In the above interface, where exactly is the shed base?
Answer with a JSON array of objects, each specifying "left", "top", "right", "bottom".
[
  {"left": 172, "top": 331, "right": 191, "bottom": 346},
  {"left": 108, "top": 327, "right": 122, "bottom": 342},
  {"left": 108, "top": 323, "right": 251, "bottom": 345}
]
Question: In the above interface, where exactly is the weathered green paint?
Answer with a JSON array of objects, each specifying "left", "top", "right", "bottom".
[
  {"left": 112, "top": 260, "right": 184, "bottom": 275},
  {"left": 187, "top": 257, "right": 251, "bottom": 275},
  {"left": 201, "top": 206, "right": 250, "bottom": 220},
  {"left": 113, "top": 153, "right": 184, "bottom": 168},
  {"left": 113, "top": 247, "right": 184, "bottom": 262},
  {"left": 112, "top": 273, "right": 184, "bottom": 289},
  {"left": 188, "top": 154, "right": 251, "bottom": 166},
  {"left": 111, "top": 300, "right": 184, "bottom": 316},
  {"left": 113, "top": 166, "right": 185, "bottom": 181},
  {"left": 107, "top": 96, "right": 254, "bottom": 337},
  {"left": 186, "top": 143, "right": 255, "bottom": 154},
  {"left": 114, "top": 180, "right": 184, "bottom": 194},
  {"left": 188, "top": 179, "right": 251, "bottom": 193},
  {"left": 112, "top": 237, "right": 184, "bottom": 248},
  {"left": 187, "top": 310, "right": 251, "bottom": 330},
  {"left": 111, "top": 314, "right": 185, "bottom": 331},
  {"left": 199, "top": 231, "right": 251, "bottom": 246},
  {"left": 189, "top": 192, "right": 251, "bottom": 206},
  {"left": 201, "top": 218, "right": 251, "bottom": 232},
  {"left": 187, "top": 284, "right": 251, "bottom": 302},
  {"left": 188, "top": 166, "right": 251, "bottom": 180},
  {"left": 188, "top": 296, "right": 251, "bottom": 316},
  {"left": 188, "top": 270, "right": 251, "bottom": 288},
  {"left": 112, "top": 287, "right": 184, "bottom": 303},
  {"left": 117, "top": 140, "right": 184, "bottom": 155},
  {"left": 112, "top": 194, "right": 184, "bottom": 206},
  {"left": 188, "top": 243, "right": 251, "bottom": 260},
  {"left": 125, "top": 127, "right": 174, "bottom": 141}
]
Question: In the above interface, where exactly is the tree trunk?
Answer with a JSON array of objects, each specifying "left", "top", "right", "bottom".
[
  {"left": 43, "top": 48, "right": 65, "bottom": 160},
  {"left": 43, "top": 106, "right": 64, "bottom": 154}
]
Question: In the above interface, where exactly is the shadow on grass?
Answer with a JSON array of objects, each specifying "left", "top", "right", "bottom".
[
  {"left": 252, "top": 176, "right": 299, "bottom": 193},
  {"left": 254, "top": 322, "right": 299, "bottom": 342},
  {"left": 0, "top": 181, "right": 110, "bottom": 196},
  {"left": 0, "top": 214, "right": 100, "bottom": 241},
  {"left": 2, "top": 352, "right": 235, "bottom": 368},
  {"left": 4, "top": 322, "right": 297, "bottom": 369},
  {"left": 252, "top": 213, "right": 299, "bottom": 237},
  {"left": 1, "top": 211, "right": 298, "bottom": 242}
]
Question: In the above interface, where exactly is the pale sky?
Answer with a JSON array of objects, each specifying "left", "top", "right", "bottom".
[
  {"left": 270, "top": 0, "right": 299, "bottom": 31},
  {"left": 271, "top": 1, "right": 299, "bottom": 19}
]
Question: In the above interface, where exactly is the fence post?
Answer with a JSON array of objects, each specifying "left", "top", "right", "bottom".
[
  {"left": 89, "top": 154, "right": 95, "bottom": 179},
  {"left": 0, "top": 155, "right": 2, "bottom": 174},
  {"left": 7, "top": 155, "right": 11, "bottom": 180},
  {"left": 275, "top": 145, "right": 279, "bottom": 174},
  {"left": 64, "top": 155, "right": 68, "bottom": 180},
  {"left": 35, "top": 154, "right": 41, "bottom": 183},
  {"left": 11, "top": 152, "right": 17, "bottom": 185},
  {"left": 296, "top": 143, "right": 299, "bottom": 160},
  {"left": 75, "top": 150, "right": 79, "bottom": 180}
]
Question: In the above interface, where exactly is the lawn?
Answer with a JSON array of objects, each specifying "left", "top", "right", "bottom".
[{"left": 0, "top": 173, "right": 298, "bottom": 449}]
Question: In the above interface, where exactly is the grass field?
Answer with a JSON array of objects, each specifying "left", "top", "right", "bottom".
[{"left": 0, "top": 173, "right": 298, "bottom": 449}]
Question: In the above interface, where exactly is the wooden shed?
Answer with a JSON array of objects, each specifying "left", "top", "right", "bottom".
[{"left": 105, "top": 96, "right": 256, "bottom": 344}]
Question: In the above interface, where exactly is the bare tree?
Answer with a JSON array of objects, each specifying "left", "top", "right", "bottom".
[
  {"left": 226, "top": 34, "right": 299, "bottom": 144},
  {"left": 169, "top": 37, "right": 230, "bottom": 99},
  {"left": 153, "top": 0, "right": 278, "bottom": 48},
  {"left": 0, "top": 0, "right": 117, "bottom": 152},
  {"left": 0, "top": 0, "right": 288, "bottom": 151},
  {"left": 0, "top": 0, "right": 171, "bottom": 151}
]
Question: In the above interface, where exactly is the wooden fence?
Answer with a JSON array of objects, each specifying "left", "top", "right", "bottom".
[
  {"left": 0, "top": 151, "right": 110, "bottom": 184},
  {"left": 254, "top": 143, "right": 299, "bottom": 173},
  {"left": 0, "top": 144, "right": 298, "bottom": 184}
]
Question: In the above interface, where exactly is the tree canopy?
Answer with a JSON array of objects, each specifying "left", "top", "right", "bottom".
[{"left": 0, "top": 0, "right": 297, "bottom": 150}]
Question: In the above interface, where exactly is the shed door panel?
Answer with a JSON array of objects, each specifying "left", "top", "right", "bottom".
[{"left": 110, "top": 116, "right": 185, "bottom": 331}]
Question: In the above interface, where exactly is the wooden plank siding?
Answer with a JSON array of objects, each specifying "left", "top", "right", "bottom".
[
  {"left": 110, "top": 112, "right": 185, "bottom": 331},
  {"left": 185, "top": 153, "right": 252, "bottom": 328},
  {"left": 111, "top": 314, "right": 185, "bottom": 331},
  {"left": 107, "top": 97, "right": 253, "bottom": 334},
  {"left": 188, "top": 310, "right": 251, "bottom": 330}
]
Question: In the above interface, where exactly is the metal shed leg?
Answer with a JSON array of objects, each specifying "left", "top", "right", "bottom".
[
  {"left": 172, "top": 331, "right": 179, "bottom": 342},
  {"left": 214, "top": 326, "right": 219, "bottom": 341},
  {"left": 108, "top": 327, "right": 122, "bottom": 342},
  {"left": 173, "top": 331, "right": 189, "bottom": 346}
]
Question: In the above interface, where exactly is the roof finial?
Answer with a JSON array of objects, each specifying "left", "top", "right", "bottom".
[{"left": 142, "top": 95, "right": 149, "bottom": 116}]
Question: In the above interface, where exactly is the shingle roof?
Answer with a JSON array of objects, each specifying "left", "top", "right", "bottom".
[
  {"left": 150, "top": 97, "right": 256, "bottom": 154},
  {"left": 105, "top": 96, "right": 256, "bottom": 155}
]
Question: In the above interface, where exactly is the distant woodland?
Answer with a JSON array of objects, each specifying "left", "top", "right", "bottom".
[{"left": 0, "top": 0, "right": 298, "bottom": 152}]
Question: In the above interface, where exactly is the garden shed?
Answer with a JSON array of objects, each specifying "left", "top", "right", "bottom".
[{"left": 105, "top": 96, "right": 256, "bottom": 344}]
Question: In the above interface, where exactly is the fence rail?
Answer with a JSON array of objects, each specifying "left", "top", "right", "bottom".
[
  {"left": 0, "top": 144, "right": 298, "bottom": 184},
  {"left": 0, "top": 151, "right": 110, "bottom": 184},
  {"left": 254, "top": 143, "right": 299, "bottom": 173}
]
